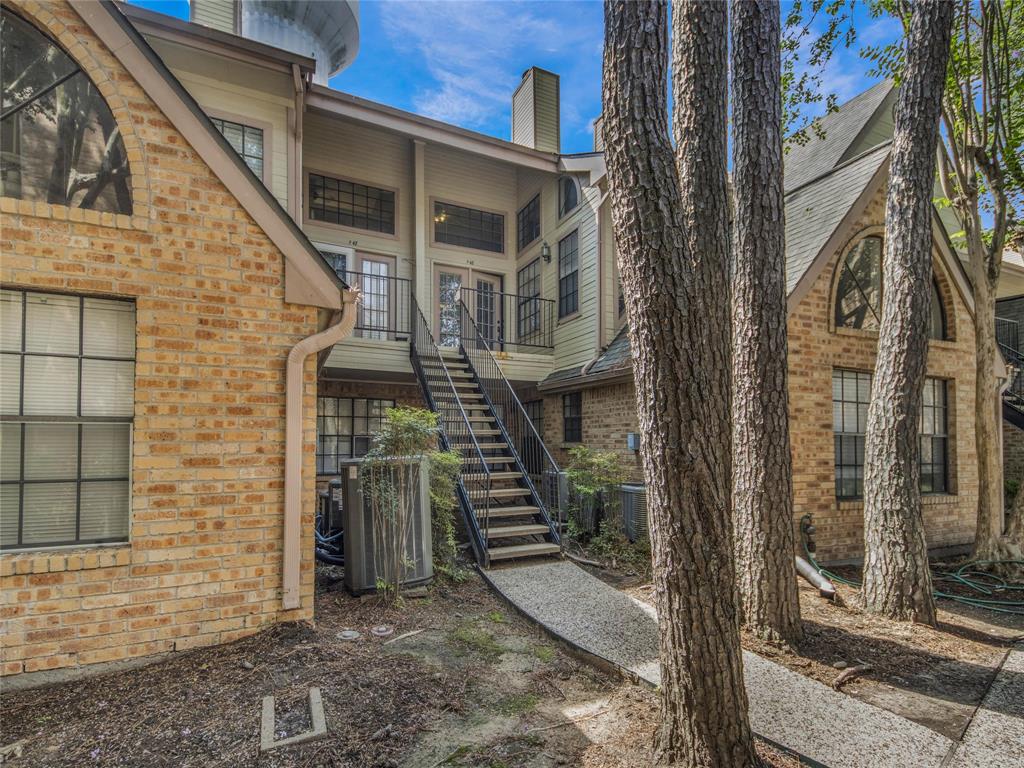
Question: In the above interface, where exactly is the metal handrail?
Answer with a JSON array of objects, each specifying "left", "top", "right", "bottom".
[
  {"left": 458, "top": 299, "right": 562, "bottom": 549},
  {"left": 996, "top": 316, "right": 1019, "bottom": 354},
  {"left": 460, "top": 287, "right": 555, "bottom": 353},
  {"left": 336, "top": 269, "right": 413, "bottom": 340},
  {"left": 409, "top": 296, "right": 493, "bottom": 564}
]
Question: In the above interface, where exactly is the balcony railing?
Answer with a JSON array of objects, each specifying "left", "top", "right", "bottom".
[
  {"left": 460, "top": 287, "right": 555, "bottom": 354},
  {"left": 996, "top": 316, "right": 1019, "bottom": 355},
  {"left": 337, "top": 270, "right": 412, "bottom": 342}
]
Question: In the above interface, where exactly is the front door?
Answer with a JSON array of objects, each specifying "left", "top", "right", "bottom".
[
  {"left": 435, "top": 267, "right": 467, "bottom": 347},
  {"left": 473, "top": 275, "right": 503, "bottom": 349}
]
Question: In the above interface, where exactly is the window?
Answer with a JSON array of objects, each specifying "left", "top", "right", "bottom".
[
  {"left": 1, "top": 290, "right": 135, "bottom": 550},
  {"left": 308, "top": 173, "right": 396, "bottom": 235},
  {"left": 316, "top": 397, "right": 395, "bottom": 474},
  {"left": 558, "top": 175, "right": 579, "bottom": 218},
  {"left": 835, "top": 235, "right": 948, "bottom": 340},
  {"left": 517, "top": 194, "right": 541, "bottom": 251},
  {"left": 434, "top": 201, "right": 504, "bottom": 253},
  {"left": 524, "top": 399, "right": 543, "bottom": 430},
  {"left": 835, "top": 236, "right": 882, "bottom": 331},
  {"left": 210, "top": 117, "right": 264, "bottom": 179},
  {"left": 832, "top": 369, "right": 950, "bottom": 498},
  {"left": 517, "top": 258, "right": 542, "bottom": 342},
  {"left": 318, "top": 249, "right": 347, "bottom": 276},
  {"left": 920, "top": 378, "right": 948, "bottom": 493},
  {"left": 562, "top": 392, "right": 582, "bottom": 443},
  {"left": 0, "top": 8, "right": 131, "bottom": 214},
  {"left": 558, "top": 230, "right": 579, "bottom": 318}
]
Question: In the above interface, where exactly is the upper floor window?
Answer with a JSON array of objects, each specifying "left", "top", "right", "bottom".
[
  {"left": 834, "top": 234, "right": 947, "bottom": 340},
  {"left": 0, "top": 8, "right": 131, "bottom": 214},
  {"left": 309, "top": 173, "right": 396, "bottom": 235},
  {"left": 434, "top": 201, "right": 504, "bottom": 253},
  {"left": 558, "top": 230, "right": 579, "bottom": 318},
  {"left": 517, "top": 194, "right": 541, "bottom": 251},
  {"left": 558, "top": 175, "right": 579, "bottom": 218},
  {"left": 210, "top": 117, "right": 264, "bottom": 180},
  {"left": 517, "top": 258, "right": 542, "bottom": 341},
  {"left": 1, "top": 290, "right": 136, "bottom": 550}
]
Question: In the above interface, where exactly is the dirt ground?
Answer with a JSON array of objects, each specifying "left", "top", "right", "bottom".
[
  {"left": 620, "top": 561, "right": 1024, "bottom": 741},
  {"left": 2, "top": 571, "right": 797, "bottom": 768}
]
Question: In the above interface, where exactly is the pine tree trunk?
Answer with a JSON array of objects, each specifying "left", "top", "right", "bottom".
[
  {"left": 603, "top": 1, "right": 757, "bottom": 765},
  {"left": 861, "top": 0, "right": 953, "bottom": 625},
  {"left": 730, "top": 0, "right": 803, "bottom": 646}
]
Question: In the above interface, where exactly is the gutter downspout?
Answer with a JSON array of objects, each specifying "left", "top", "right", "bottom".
[{"left": 282, "top": 290, "right": 359, "bottom": 610}]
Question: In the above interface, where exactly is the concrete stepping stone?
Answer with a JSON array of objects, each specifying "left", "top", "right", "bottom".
[{"left": 947, "top": 643, "right": 1024, "bottom": 768}]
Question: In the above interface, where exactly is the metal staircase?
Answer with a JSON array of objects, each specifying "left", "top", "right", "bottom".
[
  {"left": 410, "top": 297, "right": 561, "bottom": 567},
  {"left": 1000, "top": 341, "right": 1024, "bottom": 429}
]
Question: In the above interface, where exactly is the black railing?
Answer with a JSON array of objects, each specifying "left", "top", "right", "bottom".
[
  {"left": 1000, "top": 340, "right": 1024, "bottom": 405},
  {"left": 337, "top": 269, "right": 412, "bottom": 342},
  {"left": 458, "top": 300, "right": 562, "bottom": 548},
  {"left": 409, "top": 296, "right": 493, "bottom": 564},
  {"left": 996, "top": 316, "right": 1019, "bottom": 356},
  {"left": 460, "top": 288, "right": 555, "bottom": 353}
]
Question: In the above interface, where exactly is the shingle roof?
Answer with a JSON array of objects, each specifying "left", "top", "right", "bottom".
[
  {"left": 784, "top": 80, "right": 893, "bottom": 192},
  {"left": 785, "top": 142, "right": 890, "bottom": 294},
  {"left": 587, "top": 325, "right": 631, "bottom": 375}
]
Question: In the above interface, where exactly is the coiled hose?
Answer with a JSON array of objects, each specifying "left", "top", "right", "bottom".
[{"left": 801, "top": 541, "right": 1024, "bottom": 616}]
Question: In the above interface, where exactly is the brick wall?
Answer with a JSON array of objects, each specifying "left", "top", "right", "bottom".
[
  {"left": 1004, "top": 420, "right": 1024, "bottom": 489},
  {"left": 0, "top": 0, "right": 322, "bottom": 676},
  {"left": 549, "top": 181, "right": 980, "bottom": 563}
]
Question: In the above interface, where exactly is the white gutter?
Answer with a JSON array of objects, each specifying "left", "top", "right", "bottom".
[{"left": 282, "top": 289, "right": 359, "bottom": 609}]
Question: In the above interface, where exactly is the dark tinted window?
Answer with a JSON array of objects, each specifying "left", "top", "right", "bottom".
[
  {"left": 434, "top": 201, "right": 504, "bottom": 253},
  {"left": 309, "top": 174, "right": 396, "bottom": 234}
]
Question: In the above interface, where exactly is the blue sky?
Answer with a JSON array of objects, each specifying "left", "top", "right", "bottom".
[{"left": 129, "top": 1, "right": 902, "bottom": 154}]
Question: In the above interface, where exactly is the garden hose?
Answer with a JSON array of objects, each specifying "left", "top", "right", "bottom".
[{"left": 800, "top": 535, "right": 1024, "bottom": 615}]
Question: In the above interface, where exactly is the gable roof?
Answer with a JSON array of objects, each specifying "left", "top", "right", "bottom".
[
  {"left": 76, "top": 1, "right": 345, "bottom": 310},
  {"left": 783, "top": 80, "right": 894, "bottom": 192}
]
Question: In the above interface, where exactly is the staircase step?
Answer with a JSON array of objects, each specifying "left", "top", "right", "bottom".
[
  {"left": 484, "top": 524, "right": 550, "bottom": 539},
  {"left": 466, "top": 415, "right": 496, "bottom": 423},
  {"left": 477, "top": 504, "right": 541, "bottom": 517},
  {"left": 487, "top": 542, "right": 561, "bottom": 561},
  {"left": 463, "top": 471, "right": 522, "bottom": 481},
  {"left": 470, "top": 428, "right": 502, "bottom": 436},
  {"left": 462, "top": 455, "right": 515, "bottom": 464},
  {"left": 468, "top": 487, "right": 530, "bottom": 500},
  {"left": 454, "top": 441, "right": 508, "bottom": 450}
]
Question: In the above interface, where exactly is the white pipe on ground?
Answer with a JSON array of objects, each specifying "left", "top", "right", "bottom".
[{"left": 282, "top": 290, "right": 359, "bottom": 610}]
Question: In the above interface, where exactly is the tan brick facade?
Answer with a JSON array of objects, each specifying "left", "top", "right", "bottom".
[
  {"left": 1, "top": 1, "right": 322, "bottom": 676},
  {"left": 1003, "top": 420, "right": 1024, "bottom": 489},
  {"left": 544, "top": 181, "right": 980, "bottom": 564}
]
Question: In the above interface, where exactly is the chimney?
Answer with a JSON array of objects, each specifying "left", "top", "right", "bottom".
[
  {"left": 592, "top": 115, "right": 605, "bottom": 153},
  {"left": 511, "top": 67, "right": 560, "bottom": 153},
  {"left": 189, "top": 0, "right": 240, "bottom": 35}
]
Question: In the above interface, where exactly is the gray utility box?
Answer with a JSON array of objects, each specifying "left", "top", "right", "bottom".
[
  {"left": 620, "top": 484, "right": 648, "bottom": 543},
  {"left": 339, "top": 457, "right": 433, "bottom": 595}
]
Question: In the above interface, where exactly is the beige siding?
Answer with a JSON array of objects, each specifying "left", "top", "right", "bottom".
[
  {"left": 303, "top": 114, "right": 415, "bottom": 281},
  {"left": 324, "top": 338, "right": 413, "bottom": 375},
  {"left": 511, "top": 75, "right": 535, "bottom": 148},
  {"left": 191, "top": 0, "right": 237, "bottom": 34},
  {"left": 531, "top": 70, "right": 560, "bottom": 153}
]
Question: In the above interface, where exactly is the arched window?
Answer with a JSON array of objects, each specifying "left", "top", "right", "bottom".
[
  {"left": 835, "top": 236, "right": 883, "bottom": 331},
  {"left": 834, "top": 234, "right": 948, "bottom": 340},
  {"left": 558, "top": 175, "right": 579, "bottom": 218},
  {"left": 0, "top": 8, "right": 131, "bottom": 214}
]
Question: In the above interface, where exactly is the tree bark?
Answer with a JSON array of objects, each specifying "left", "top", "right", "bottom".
[
  {"left": 862, "top": 0, "right": 953, "bottom": 625},
  {"left": 603, "top": 1, "right": 757, "bottom": 765},
  {"left": 730, "top": 0, "right": 803, "bottom": 646}
]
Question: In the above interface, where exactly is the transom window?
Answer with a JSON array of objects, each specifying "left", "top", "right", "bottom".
[
  {"left": 558, "top": 230, "right": 579, "bottom": 318},
  {"left": 517, "top": 258, "right": 542, "bottom": 342},
  {"left": 434, "top": 201, "right": 504, "bottom": 254},
  {"left": 832, "top": 369, "right": 949, "bottom": 499},
  {"left": 316, "top": 397, "right": 395, "bottom": 474},
  {"left": 308, "top": 173, "right": 396, "bottom": 235},
  {"left": 834, "top": 235, "right": 947, "bottom": 340},
  {"left": 210, "top": 117, "right": 264, "bottom": 179},
  {"left": 0, "top": 8, "right": 131, "bottom": 214},
  {"left": 1, "top": 290, "right": 135, "bottom": 550},
  {"left": 558, "top": 175, "right": 579, "bottom": 219},
  {"left": 517, "top": 194, "right": 541, "bottom": 251},
  {"left": 562, "top": 392, "right": 582, "bottom": 443}
]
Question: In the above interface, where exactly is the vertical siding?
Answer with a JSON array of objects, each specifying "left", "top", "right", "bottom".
[
  {"left": 511, "top": 75, "right": 535, "bottom": 148},
  {"left": 191, "top": 0, "right": 237, "bottom": 33},
  {"left": 531, "top": 69, "right": 560, "bottom": 154}
]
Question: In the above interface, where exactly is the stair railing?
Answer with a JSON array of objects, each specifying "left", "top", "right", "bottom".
[
  {"left": 410, "top": 296, "right": 492, "bottom": 565},
  {"left": 999, "top": 341, "right": 1024, "bottom": 404},
  {"left": 458, "top": 299, "right": 562, "bottom": 550}
]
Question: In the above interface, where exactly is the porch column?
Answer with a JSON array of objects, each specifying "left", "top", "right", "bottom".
[{"left": 413, "top": 139, "right": 429, "bottom": 319}]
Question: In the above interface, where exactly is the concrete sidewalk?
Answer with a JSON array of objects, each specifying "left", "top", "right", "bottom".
[
  {"left": 947, "top": 643, "right": 1024, "bottom": 768},
  {"left": 483, "top": 560, "right": 962, "bottom": 768}
]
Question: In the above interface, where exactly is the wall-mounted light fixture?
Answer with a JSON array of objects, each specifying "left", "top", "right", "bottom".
[{"left": 541, "top": 241, "right": 551, "bottom": 263}]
